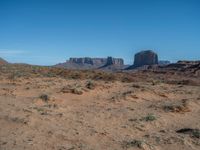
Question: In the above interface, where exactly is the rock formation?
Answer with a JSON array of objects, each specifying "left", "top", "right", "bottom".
[
  {"left": 55, "top": 57, "right": 124, "bottom": 70},
  {"left": 68, "top": 57, "right": 107, "bottom": 66},
  {"left": 68, "top": 57, "right": 124, "bottom": 66},
  {"left": 134, "top": 50, "right": 158, "bottom": 67},
  {"left": 105, "top": 57, "right": 124, "bottom": 66},
  {"left": 159, "top": 60, "right": 170, "bottom": 65},
  {"left": 153, "top": 60, "right": 200, "bottom": 77},
  {"left": 98, "top": 57, "right": 125, "bottom": 71},
  {"left": 0, "top": 57, "right": 8, "bottom": 65}
]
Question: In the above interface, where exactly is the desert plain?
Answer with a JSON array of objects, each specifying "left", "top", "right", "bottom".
[{"left": 0, "top": 64, "right": 200, "bottom": 150}]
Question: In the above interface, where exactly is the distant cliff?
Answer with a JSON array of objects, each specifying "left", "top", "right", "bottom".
[
  {"left": 158, "top": 60, "right": 170, "bottom": 65},
  {"left": 68, "top": 57, "right": 107, "bottom": 66},
  {"left": 104, "top": 57, "right": 124, "bottom": 66},
  {"left": 55, "top": 57, "right": 124, "bottom": 70}
]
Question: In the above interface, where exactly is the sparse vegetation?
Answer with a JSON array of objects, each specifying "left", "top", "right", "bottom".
[
  {"left": 44, "top": 72, "right": 56, "bottom": 77},
  {"left": 4, "top": 116, "right": 28, "bottom": 124},
  {"left": 39, "top": 94, "right": 50, "bottom": 102},
  {"left": 61, "top": 83, "right": 83, "bottom": 95},
  {"left": 122, "top": 140, "right": 144, "bottom": 149},
  {"left": 0, "top": 63, "right": 200, "bottom": 150},
  {"left": 132, "top": 84, "right": 140, "bottom": 88},
  {"left": 33, "top": 107, "right": 49, "bottom": 115},
  {"left": 163, "top": 99, "right": 190, "bottom": 113},
  {"left": 8, "top": 71, "right": 24, "bottom": 81},
  {"left": 193, "top": 130, "right": 200, "bottom": 138},
  {"left": 176, "top": 128, "right": 200, "bottom": 139},
  {"left": 166, "top": 79, "right": 198, "bottom": 86},
  {"left": 85, "top": 80, "right": 95, "bottom": 90},
  {"left": 72, "top": 87, "right": 83, "bottom": 95},
  {"left": 0, "top": 0, "right": 200, "bottom": 149},
  {"left": 142, "top": 114, "right": 157, "bottom": 122}
]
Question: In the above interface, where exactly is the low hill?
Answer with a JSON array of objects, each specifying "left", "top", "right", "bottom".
[{"left": 0, "top": 57, "right": 8, "bottom": 65}]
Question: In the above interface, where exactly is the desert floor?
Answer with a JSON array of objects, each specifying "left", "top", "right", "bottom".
[{"left": 0, "top": 69, "right": 200, "bottom": 150}]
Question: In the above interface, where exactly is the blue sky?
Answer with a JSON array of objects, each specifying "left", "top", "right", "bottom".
[{"left": 0, "top": 0, "right": 199, "bottom": 65}]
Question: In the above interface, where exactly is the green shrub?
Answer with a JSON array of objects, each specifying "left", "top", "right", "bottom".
[{"left": 142, "top": 114, "right": 156, "bottom": 122}]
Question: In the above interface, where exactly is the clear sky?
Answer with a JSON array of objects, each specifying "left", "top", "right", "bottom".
[{"left": 0, "top": 0, "right": 199, "bottom": 65}]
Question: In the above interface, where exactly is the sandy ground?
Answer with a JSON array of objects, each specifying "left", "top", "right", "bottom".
[{"left": 0, "top": 71, "right": 200, "bottom": 150}]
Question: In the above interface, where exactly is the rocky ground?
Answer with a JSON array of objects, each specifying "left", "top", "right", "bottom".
[{"left": 0, "top": 64, "right": 200, "bottom": 150}]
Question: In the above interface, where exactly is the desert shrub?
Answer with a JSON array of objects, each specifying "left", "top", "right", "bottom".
[
  {"left": 132, "top": 84, "right": 140, "bottom": 88},
  {"left": 44, "top": 72, "right": 56, "bottom": 77},
  {"left": 163, "top": 99, "right": 190, "bottom": 113},
  {"left": 142, "top": 114, "right": 156, "bottom": 122},
  {"left": 193, "top": 130, "right": 200, "bottom": 138},
  {"left": 85, "top": 80, "right": 95, "bottom": 90},
  {"left": 166, "top": 79, "right": 198, "bottom": 86},
  {"left": 122, "top": 140, "right": 143, "bottom": 149},
  {"left": 39, "top": 94, "right": 50, "bottom": 102},
  {"left": 61, "top": 84, "right": 83, "bottom": 95},
  {"left": 72, "top": 87, "right": 83, "bottom": 95},
  {"left": 121, "top": 76, "right": 135, "bottom": 82},
  {"left": 93, "top": 72, "right": 116, "bottom": 81},
  {"left": 69, "top": 71, "right": 84, "bottom": 79},
  {"left": 5, "top": 116, "right": 28, "bottom": 124},
  {"left": 8, "top": 71, "right": 26, "bottom": 81},
  {"left": 61, "top": 85, "right": 72, "bottom": 93}
]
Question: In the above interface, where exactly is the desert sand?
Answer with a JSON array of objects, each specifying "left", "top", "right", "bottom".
[{"left": 0, "top": 65, "right": 200, "bottom": 150}]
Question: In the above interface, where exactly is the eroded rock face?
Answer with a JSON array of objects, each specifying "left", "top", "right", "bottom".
[
  {"left": 159, "top": 60, "right": 170, "bottom": 65},
  {"left": 68, "top": 57, "right": 124, "bottom": 66},
  {"left": 105, "top": 57, "right": 124, "bottom": 66},
  {"left": 56, "top": 57, "right": 124, "bottom": 70},
  {"left": 134, "top": 50, "right": 158, "bottom": 67},
  {"left": 68, "top": 58, "right": 107, "bottom": 66}
]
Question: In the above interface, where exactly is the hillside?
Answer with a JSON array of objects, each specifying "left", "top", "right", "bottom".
[{"left": 0, "top": 57, "right": 8, "bottom": 65}]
